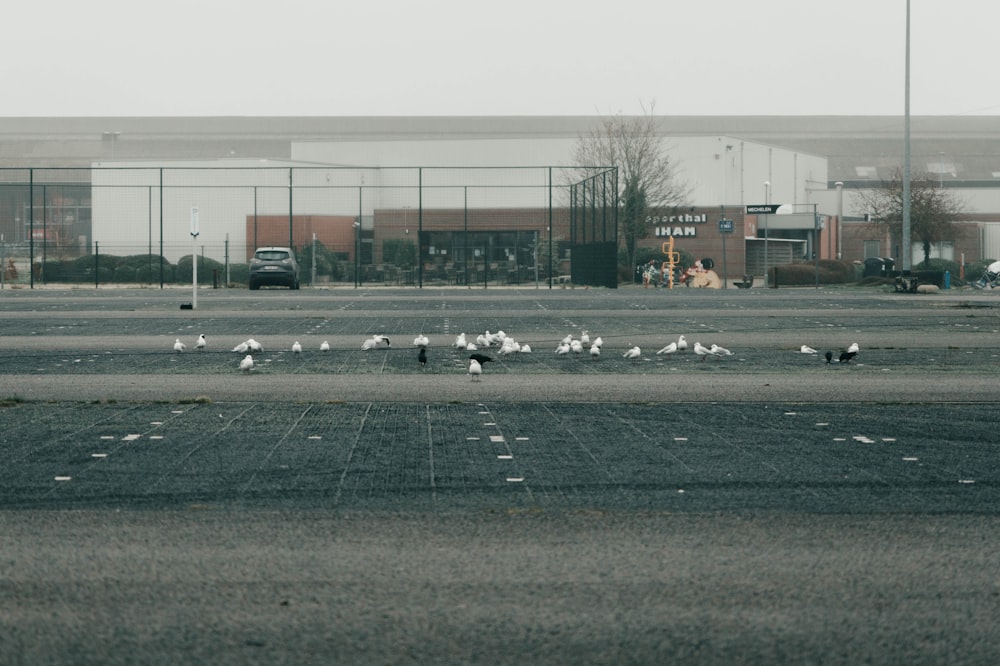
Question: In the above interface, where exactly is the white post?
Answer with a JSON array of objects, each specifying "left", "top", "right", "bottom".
[{"left": 190, "top": 207, "right": 200, "bottom": 309}]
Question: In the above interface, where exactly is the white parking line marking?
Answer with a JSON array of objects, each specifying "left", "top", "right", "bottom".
[
  {"left": 489, "top": 435, "right": 505, "bottom": 443},
  {"left": 902, "top": 457, "right": 918, "bottom": 461},
  {"left": 498, "top": 455, "right": 513, "bottom": 460},
  {"left": 54, "top": 476, "right": 71, "bottom": 481},
  {"left": 122, "top": 434, "right": 141, "bottom": 442},
  {"left": 91, "top": 453, "right": 108, "bottom": 458},
  {"left": 506, "top": 477, "right": 524, "bottom": 483}
]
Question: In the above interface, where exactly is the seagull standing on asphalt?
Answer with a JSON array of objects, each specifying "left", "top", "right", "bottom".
[
  {"left": 454, "top": 333, "right": 468, "bottom": 349},
  {"left": 623, "top": 346, "right": 641, "bottom": 363},
  {"left": 468, "top": 358, "right": 483, "bottom": 381},
  {"left": 677, "top": 335, "right": 688, "bottom": 351},
  {"left": 413, "top": 334, "right": 430, "bottom": 348},
  {"left": 693, "top": 341, "right": 716, "bottom": 361},
  {"left": 195, "top": 334, "right": 207, "bottom": 350},
  {"left": 246, "top": 338, "right": 263, "bottom": 353},
  {"left": 847, "top": 342, "right": 860, "bottom": 354},
  {"left": 590, "top": 344, "right": 601, "bottom": 361},
  {"left": 320, "top": 340, "right": 330, "bottom": 352},
  {"left": 710, "top": 343, "right": 733, "bottom": 357},
  {"left": 800, "top": 345, "right": 817, "bottom": 354},
  {"left": 173, "top": 338, "right": 186, "bottom": 353},
  {"left": 239, "top": 354, "right": 254, "bottom": 373},
  {"left": 291, "top": 341, "right": 303, "bottom": 354},
  {"left": 656, "top": 341, "right": 678, "bottom": 357}
]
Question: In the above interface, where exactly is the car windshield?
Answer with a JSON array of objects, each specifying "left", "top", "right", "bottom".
[{"left": 255, "top": 251, "right": 290, "bottom": 261}]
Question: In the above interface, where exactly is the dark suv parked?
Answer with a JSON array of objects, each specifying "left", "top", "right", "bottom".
[{"left": 248, "top": 247, "right": 300, "bottom": 290}]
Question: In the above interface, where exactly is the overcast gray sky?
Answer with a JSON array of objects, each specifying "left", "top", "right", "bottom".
[{"left": 3, "top": 0, "right": 996, "bottom": 117}]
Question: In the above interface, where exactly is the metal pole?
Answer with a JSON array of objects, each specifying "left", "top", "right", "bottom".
[
  {"left": 288, "top": 168, "right": 294, "bottom": 251},
  {"left": 835, "top": 181, "right": 843, "bottom": 260},
  {"left": 418, "top": 168, "right": 423, "bottom": 289},
  {"left": 814, "top": 203, "right": 820, "bottom": 289},
  {"left": 159, "top": 168, "right": 164, "bottom": 288},
  {"left": 902, "top": 0, "right": 912, "bottom": 271},
  {"left": 29, "top": 168, "right": 34, "bottom": 289},
  {"left": 763, "top": 181, "right": 770, "bottom": 287},
  {"left": 548, "top": 167, "right": 553, "bottom": 289}
]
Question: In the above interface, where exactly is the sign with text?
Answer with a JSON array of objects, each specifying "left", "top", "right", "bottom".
[
  {"left": 718, "top": 219, "right": 734, "bottom": 233},
  {"left": 745, "top": 204, "right": 781, "bottom": 214}
]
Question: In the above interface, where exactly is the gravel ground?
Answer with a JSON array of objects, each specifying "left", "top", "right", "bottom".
[{"left": 2, "top": 284, "right": 1000, "bottom": 664}]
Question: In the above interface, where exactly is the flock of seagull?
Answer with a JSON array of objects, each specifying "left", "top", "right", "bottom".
[{"left": 170, "top": 330, "right": 860, "bottom": 378}]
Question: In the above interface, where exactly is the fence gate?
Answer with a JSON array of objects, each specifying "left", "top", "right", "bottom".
[{"left": 568, "top": 168, "right": 618, "bottom": 288}]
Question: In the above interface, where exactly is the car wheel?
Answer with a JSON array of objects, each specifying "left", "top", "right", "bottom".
[{"left": 291, "top": 280, "right": 300, "bottom": 290}]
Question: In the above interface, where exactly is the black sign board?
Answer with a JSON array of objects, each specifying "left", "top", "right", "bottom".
[{"left": 745, "top": 204, "right": 781, "bottom": 214}]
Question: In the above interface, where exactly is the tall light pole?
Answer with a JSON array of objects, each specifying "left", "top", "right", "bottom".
[
  {"left": 902, "top": 0, "right": 912, "bottom": 272},
  {"left": 763, "top": 181, "right": 771, "bottom": 287}
]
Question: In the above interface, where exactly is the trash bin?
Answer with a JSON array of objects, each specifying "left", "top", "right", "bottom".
[
  {"left": 863, "top": 257, "right": 885, "bottom": 277},
  {"left": 881, "top": 257, "right": 895, "bottom": 275}
]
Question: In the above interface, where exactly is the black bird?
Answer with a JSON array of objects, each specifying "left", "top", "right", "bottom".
[
  {"left": 418, "top": 347, "right": 427, "bottom": 367},
  {"left": 469, "top": 353, "right": 493, "bottom": 365},
  {"left": 839, "top": 350, "right": 857, "bottom": 363},
  {"left": 825, "top": 351, "right": 833, "bottom": 364}
]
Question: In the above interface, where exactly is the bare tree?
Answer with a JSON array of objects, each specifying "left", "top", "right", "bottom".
[
  {"left": 854, "top": 169, "right": 965, "bottom": 267},
  {"left": 571, "top": 101, "right": 689, "bottom": 271}
]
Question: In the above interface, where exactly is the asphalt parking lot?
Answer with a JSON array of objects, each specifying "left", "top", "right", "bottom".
[{"left": 2, "top": 284, "right": 1000, "bottom": 664}]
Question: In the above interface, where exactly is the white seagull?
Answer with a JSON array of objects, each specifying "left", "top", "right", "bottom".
[
  {"left": 231, "top": 341, "right": 249, "bottom": 354},
  {"left": 239, "top": 354, "right": 254, "bottom": 373},
  {"left": 319, "top": 340, "right": 331, "bottom": 352},
  {"left": 291, "top": 341, "right": 303, "bottom": 354},
  {"left": 623, "top": 346, "right": 641, "bottom": 362},
  {"left": 580, "top": 330, "right": 590, "bottom": 345},
  {"left": 454, "top": 333, "right": 468, "bottom": 349},
  {"left": 710, "top": 343, "right": 733, "bottom": 356},
  {"left": 555, "top": 341, "right": 571, "bottom": 356},
  {"left": 361, "top": 335, "right": 390, "bottom": 351},
  {"left": 195, "top": 334, "right": 207, "bottom": 350},
  {"left": 519, "top": 344, "right": 532, "bottom": 354},
  {"left": 800, "top": 345, "right": 818, "bottom": 354},
  {"left": 591, "top": 336, "right": 604, "bottom": 349},
  {"left": 656, "top": 341, "right": 678, "bottom": 357},
  {"left": 677, "top": 335, "right": 689, "bottom": 351},
  {"left": 245, "top": 338, "right": 263, "bottom": 353},
  {"left": 847, "top": 342, "right": 860, "bottom": 354},
  {"left": 570, "top": 339, "right": 584, "bottom": 355},
  {"left": 468, "top": 358, "right": 483, "bottom": 381},
  {"left": 173, "top": 338, "right": 186, "bottom": 353},
  {"left": 412, "top": 334, "right": 430, "bottom": 348},
  {"left": 693, "top": 341, "right": 717, "bottom": 361},
  {"left": 590, "top": 344, "right": 601, "bottom": 361}
]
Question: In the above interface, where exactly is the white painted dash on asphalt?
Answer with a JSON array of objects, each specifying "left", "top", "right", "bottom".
[
  {"left": 959, "top": 479, "right": 976, "bottom": 484},
  {"left": 308, "top": 435, "right": 322, "bottom": 440},
  {"left": 466, "top": 437, "right": 480, "bottom": 441},
  {"left": 478, "top": 411, "right": 490, "bottom": 415},
  {"left": 498, "top": 455, "right": 513, "bottom": 460},
  {"left": 483, "top": 422, "right": 496, "bottom": 426},
  {"left": 784, "top": 412, "right": 797, "bottom": 416},
  {"left": 149, "top": 436, "right": 163, "bottom": 440},
  {"left": 100, "top": 435, "right": 114, "bottom": 440},
  {"left": 490, "top": 435, "right": 505, "bottom": 443},
  {"left": 91, "top": 453, "right": 108, "bottom": 458},
  {"left": 506, "top": 477, "right": 524, "bottom": 483},
  {"left": 150, "top": 421, "right": 163, "bottom": 425},
  {"left": 833, "top": 437, "right": 847, "bottom": 442},
  {"left": 816, "top": 422, "right": 829, "bottom": 426},
  {"left": 902, "top": 457, "right": 918, "bottom": 461},
  {"left": 515, "top": 437, "right": 529, "bottom": 441},
  {"left": 882, "top": 438, "right": 896, "bottom": 442},
  {"left": 674, "top": 437, "right": 688, "bottom": 441},
  {"left": 54, "top": 476, "right": 71, "bottom": 481},
  {"left": 122, "top": 434, "right": 141, "bottom": 441},
  {"left": 171, "top": 410, "right": 183, "bottom": 414}
]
